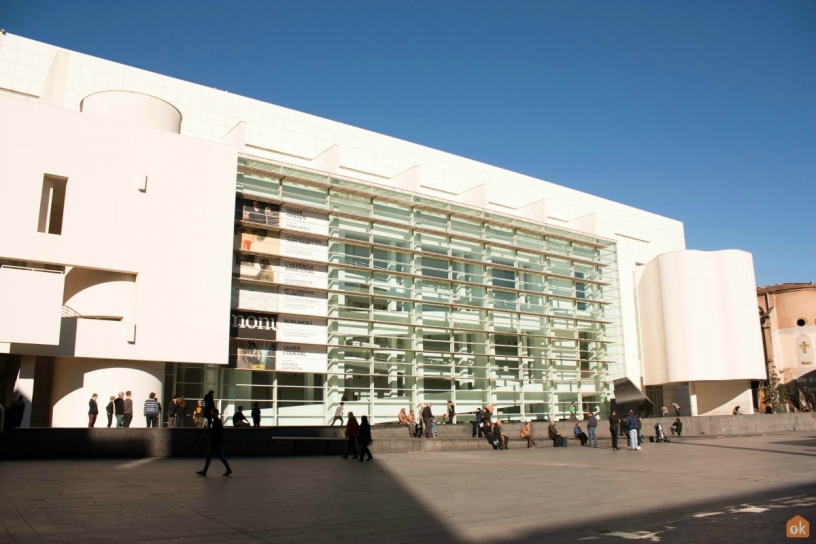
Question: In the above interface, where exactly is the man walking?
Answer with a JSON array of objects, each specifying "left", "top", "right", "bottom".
[
  {"left": 88, "top": 394, "right": 99, "bottom": 427},
  {"left": 625, "top": 409, "right": 640, "bottom": 450},
  {"left": 114, "top": 392, "right": 125, "bottom": 427},
  {"left": 586, "top": 411, "right": 598, "bottom": 447},
  {"left": 122, "top": 391, "right": 134, "bottom": 428},
  {"left": 196, "top": 408, "right": 232, "bottom": 477},
  {"left": 609, "top": 410, "right": 620, "bottom": 450},
  {"left": 421, "top": 403, "right": 434, "bottom": 439},
  {"left": 330, "top": 402, "right": 344, "bottom": 426},
  {"left": 203, "top": 390, "right": 216, "bottom": 428},
  {"left": 144, "top": 393, "right": 160, "bottom": 428}
]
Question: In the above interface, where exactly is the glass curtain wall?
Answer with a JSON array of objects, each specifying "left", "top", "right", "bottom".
[{"left": 172, "top": 158, "right": 624, "bottom": 425}]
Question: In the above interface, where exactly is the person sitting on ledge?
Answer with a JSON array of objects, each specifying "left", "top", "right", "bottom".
[
  {"left": 398, "top": 408, "right": 413, "bottom": 437},
  {"left": 732, "top": 406, "right": 741, "bottom": 416},
  {"left": 494, "top": 419, "right": 509, "bottom": 450},
  {"left": 232, "top": 406, "right": 251, "bottom": 427},
  {"left": 548, "top": 420, "right": 562, "bottom": 447},
  {"left": 670, "top": 418, "right": 683, "bottom": 436},
  {"left": 520, "top": 421, "right": 538, "bottom": 448},
  {"left": 574, "top": 422, "right": 589, "bottom": 446},
  {"left": 483, "top": 420, "right": 501, "bottom": 449}
]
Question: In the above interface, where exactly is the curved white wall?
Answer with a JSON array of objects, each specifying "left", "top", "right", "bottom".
[
  {"left": 63, "top": 268, "right": 135, "bottom": 319},
  {"left": 80, "top": 91, "right": 182, "bottom": 133},
  {"left": 637, "top": 250, "right": 765, "bottom": 385},
  {"left": 50, "top": 357, "right": 164, "bottom": 427}
]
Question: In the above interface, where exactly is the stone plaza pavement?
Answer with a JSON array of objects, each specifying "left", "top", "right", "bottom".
[{"left": 1, "top": 432, "right": 815, "bottom": 543}]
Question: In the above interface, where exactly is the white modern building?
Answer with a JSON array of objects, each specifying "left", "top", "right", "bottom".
[{"left": 0, "top": 34, "right": 766, "bottom": 427}]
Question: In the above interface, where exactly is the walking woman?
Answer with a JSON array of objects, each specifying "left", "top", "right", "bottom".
[
  {"left": 357, "top": 415, "right": 374, "bottom": 462},
  {"left": 342, "top": 412, "right": 359, "bottom": 459},
  {"left": 196, "top": 408, "right": 232, "bottom": 477},
  {"left": 175, "top": 397, "right": 188, "bottom": 428}
]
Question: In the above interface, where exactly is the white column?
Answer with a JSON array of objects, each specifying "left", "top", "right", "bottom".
[
  {"left": 13, "top": 355, "right": 36, "bottom": 427},
  {"left": 689, "top": 382, "right": 699, "bottom": 416}
]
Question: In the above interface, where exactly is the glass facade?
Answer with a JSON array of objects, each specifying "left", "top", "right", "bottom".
[{"left": 168, "top": 158, "right": 625, "bottom": 425}]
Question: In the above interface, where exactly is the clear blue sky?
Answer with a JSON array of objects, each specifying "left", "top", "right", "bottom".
[{"left": 3, "top": 1, "right": 814, "bottom": 286}]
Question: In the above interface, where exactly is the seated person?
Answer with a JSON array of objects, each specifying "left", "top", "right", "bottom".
[
  {"left": 670, "top": 418, "right": 683, "bottom": 436},
  {"left": 407, "top": 410, "right": 418, "bottom": 437},
  {"left": 482, "top": 420, "right": 501, "bottom": 449},
  {"left": 398, "top": 408, "right": 414, "bottom": 437},
  {"left": 233, "top": 406, "right": 251, "bottom": 427},
  {"left": 732, "top": 406, "right": 741, "bottom": 416},
  {"left": 548, "top": 420, "right": 562, "bottom": 447},
  {"left": 574, "top": 422, "right": 589, "bottom": 446},
  {"left": 494, "top": 419, "right": 509, "bottom": 450},
  {"left": 520, "top": 421, "right": 538, "bottom": 448}
]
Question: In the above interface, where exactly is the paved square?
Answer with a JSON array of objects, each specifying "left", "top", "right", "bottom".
[{"left": 1, "top": 432, "right": 815, "bottom": 543}]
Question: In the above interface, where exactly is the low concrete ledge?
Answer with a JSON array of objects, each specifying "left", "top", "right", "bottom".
[{"left": 1, "top": 413, "right": 813, "bottom": 460}]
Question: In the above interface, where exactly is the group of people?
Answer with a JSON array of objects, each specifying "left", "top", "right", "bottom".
[
  {"left": 340, "top": 412, "right": 374, "bottom": 462},
  {"left": 393, "top": 401, "right": 456, "bottom": 438}
]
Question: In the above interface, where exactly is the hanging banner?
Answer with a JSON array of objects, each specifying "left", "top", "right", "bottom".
[
  {"left": 277, "top": 316, "right": 328, "bottom": 345},
  {"left": 280, "top": 206, "right": 329, "bottom": 236},
  {"left": 231, "top": 284, "right": 278, "bottom": 313},
  {"left": 236, "top": 230, "right": 280, "bottom": 255},
  {"left": 235, "top": 340, "right": 275, "bottom": 371},
  {"left": 279, "top": 286, "right": 328, "bottom": 317},
  {"left": 237, "top": 199, "right": 280, "bottom": 227},
  {"left": 279, "top": 232, "right": 329, "bottom": 262},
  {"left": 277, "top": 259, "right": 328, "bottom": 289},
  {"left": 276, "top": 343, "right": 328, "bottom": 373},
  {"left": 229, "top": 311, "right": 277, "bottom": 341}
]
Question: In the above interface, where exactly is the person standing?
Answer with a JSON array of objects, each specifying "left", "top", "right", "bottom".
[
  {"left": 421, "top": 403, "right": 434, "bottom": 439},
  {"left": 609, "top": 410, "right": 620, "bottom": 451},
  {"left": 10, "top": 396, "right": 25, "bottom": 428},
  {"left": 472, "top": 408, "right": 483, "bottom": 438},
  {"left": 446, "top": 400, "right": 456, "bottom": 424},
  {"left": 122, "top": 391, "right": 134, "bottom": 428},
  {"left": 168, "top": 397, "right": 178, "bottom": 427},
  {"left": 196, "top": 408, "right": 232, "bottom": 477},
  {"left": 672, "top": 402, "right": 681, "bottom": 416},
  {"left": 203, "top": 390, "right": 216, "bottom": 428},
  {"left": 637, "top": 415, "right": 643, "bottom": 447},
  {"left": 330, "top": 402, "right": 344, "bottom": 426},
  {"left": 357, "top": 415, "right": 374, "bottom": 462},
  {"left": 568, "top": 402, "right": 577, "bottom": 421},
  {"left": 106, "top": 396, "right": 115, "bottom": 428},
  {"left": 193, "top": 401, "right": 205, "bottom": 428},
  {"left": 661, "top": 406, "right": 669, "bottom": 417},
  {"left": 586, "top": 411, "right": 598, "bottom": 447},
  {"left": 144, "top": 393, "right": 160, "bottom": 428},
  {"left": 88, "top": 394, "right": 99, "bottom": 427},
  {"left": 175, "top": 397, "right": 188, "bottom": 428},
  {"left": 114, "top": 392, "right": 125, "bottom": 428},
  {"left": 341, "top": 412, "right": 359, "bottom": 459},
  {"left": 625, "top": 410, "right": 640, "bottom": 451},
  {"left": 251, "top": 402, "right": 261, "bottom": 427}
]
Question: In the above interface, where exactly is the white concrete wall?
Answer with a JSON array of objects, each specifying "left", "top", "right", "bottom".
[
  {"left": 50, "top": 357, "right": 164, "bottom": 428},
  {"left": 0, "top": 267, "right": 65, "bottom": 345},
  {"left": 692, "top": 380, "right": 755, "bottom": 416},
  {"left": 0, "top": 93, "right": 237, "bottom": 365},
  {"left": 637, "top": 250, "right": 766, "bottom": 384}
]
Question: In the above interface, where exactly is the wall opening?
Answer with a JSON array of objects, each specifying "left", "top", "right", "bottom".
[{"left": 38, "top": 175, "right": 67, "bottom": 235}]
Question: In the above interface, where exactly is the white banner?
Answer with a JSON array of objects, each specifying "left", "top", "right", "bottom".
[
  {"left": 279, "top": 286, "right": 328, "bottom": 317},
  {"left": 279, "top": 232, "right": 329, "bottom": 262},
  {"left": 280, "top": 206, "right": 329, "bottom": 236},
  {"left": 232, "top": 284, "right": 278, "bottom": 313},
  {"left": 276, "top": 343, "right": 328, "bottom": 373},
  {"left": 276, "top": 259, "right": 328, "bottom": 290},
  {"left": 277, "top": 316, "right": 327, "bottom": 345}
]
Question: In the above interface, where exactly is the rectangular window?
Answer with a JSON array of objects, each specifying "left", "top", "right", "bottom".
[{"left": 38, "top": 175, "right": 67, "bottom": 235}]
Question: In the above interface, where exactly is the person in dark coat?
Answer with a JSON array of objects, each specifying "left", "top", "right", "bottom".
[
  {"left": 88, "top": 394, "right": 99, "bottom": 427},
  {"left": 548, "top": 420, "right": 562, "bottom": 447},
  {"left": 357, "top": 415, "right": 373, "bottom": 461},
  {"left": 106, "top": 396, "right": 115, "bottom": 428},
  {"left": 122, "top": 391, "right": 134, "bottom": 428},
  {"left": 196, "top": 408, "right": 232, "bottom": 477},
  {"left": 421, "top": 403, "right": 434, "bottom": 439},
  {"left": 342, "top": 413, "right": 359, "bottom": 459},
  {"left": 114, "top": 393, "right": 125, "bottom": 427},
  {"left": 574, "top": 422, "right": 589, "bottom": 446},
  {"left": 446, "top": 400, "right": 456, "bottom": 424},
  {"left": 609, "top": 410, "right": 620, "bottom": 450},
  {"left": 671, "top": 418, "right": 683, "bottom": 436},
  {"left": 472, "top": 407, "right": 483, "bottom": 438},
  {"left": 625, "top": 410, "right": 640, "bottom": 450},
  {"left": 251, "top": 402, "right": 261, "bottom": 427},
  {"left": 175, "top": 398, "right": 188, "bottom": 428},
  {"left": 203, "top": 391, "right": 216, "bottom": 428},
  {"left": 10, "top": 396, "right": 25, "bottom": 428}
]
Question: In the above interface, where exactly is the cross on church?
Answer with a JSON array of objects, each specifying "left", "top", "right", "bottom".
[{"left": 801, "top": 341, "right": 811, "bottom": 354}]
